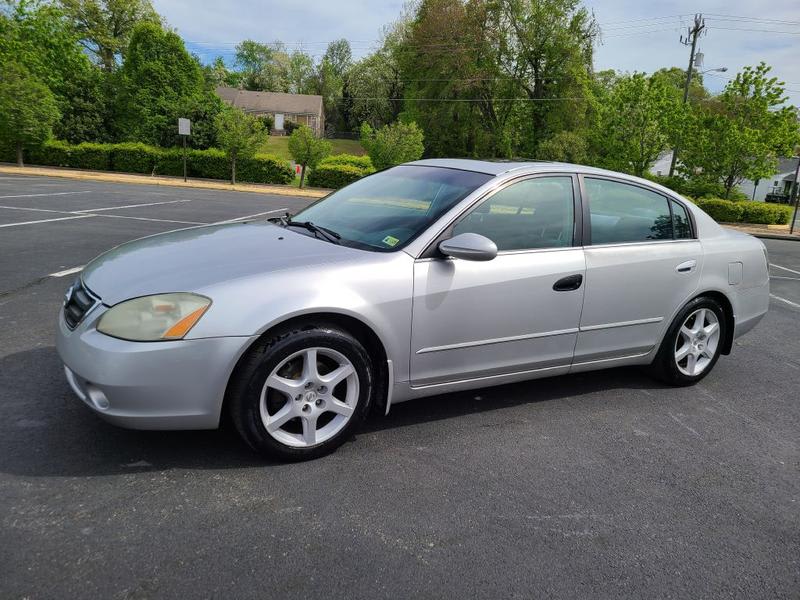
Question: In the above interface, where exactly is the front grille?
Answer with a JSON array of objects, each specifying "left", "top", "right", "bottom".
[{"left": 63, "top": 278, "right": 98, "bottom": 329}]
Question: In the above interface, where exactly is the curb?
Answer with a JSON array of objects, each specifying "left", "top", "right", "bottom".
[
  {"left": 0, "top": 164, "right": 330, "bottom": 199},
  {"left": 749, "top": 232, "right": 800, "bottom": 242}
]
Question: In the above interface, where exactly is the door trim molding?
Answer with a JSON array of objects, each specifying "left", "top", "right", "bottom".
[
  {"left": 579, "top": 316, "right": 663, "bottom": 332},
  {"left": 416, "top": 327, "right": 579, "bottom": 354}
]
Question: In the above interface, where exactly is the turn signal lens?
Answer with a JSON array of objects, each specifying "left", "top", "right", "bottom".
[{"left": 97, "top": 293, "right": 211, "bottom": 341}]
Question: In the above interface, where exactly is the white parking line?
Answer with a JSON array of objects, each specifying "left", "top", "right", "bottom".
[
  {"left": 73, "top": 199, "right": 192, "bottom": 213},
  {"left": 0, "top": 205, "right": 73, "bottom": 214},
  {"left": 93, "top": 213, "right": 204, "bottom": 225},
  {"left": 49, "top": 266, "right": 84, "bottom": 278},
  {"left": 770, "top": 294, "right": 800, "bottom": 309},
  {"left": 213, "top": 208, "right": 287, "bottom": 225},
  {"left": 770, "top": 275, "right": 800, "bottom": 281},
  {"left": 0, "top": 191, "right": 91, "bottom": 199},
  {"left": 0, "top": 215, "right": 94, "bottom": 228},
  {"left": 770, "top": 263, "right": 800, "bottom": 276}
]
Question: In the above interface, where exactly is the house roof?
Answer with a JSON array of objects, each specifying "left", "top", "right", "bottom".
[
  {"left": 777, "top": 157, "right": 799, "bottom": 177},
  {"left": 215, "top": 86, "right": 323, "bottom": 115}
]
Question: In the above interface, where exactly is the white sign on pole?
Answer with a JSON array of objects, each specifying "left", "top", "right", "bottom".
[{"left": 178, "top": 118, "right": 191, "bottom": 136}]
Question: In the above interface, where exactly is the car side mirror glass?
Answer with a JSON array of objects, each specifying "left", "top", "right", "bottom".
[{"left": 439, "top": 232, "right": 498, "bottom": 262}]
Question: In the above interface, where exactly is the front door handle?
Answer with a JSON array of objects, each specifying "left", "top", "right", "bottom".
[
  {"left": 676, "top": 259, "right": 697, "bottom": 273},
  {"left": 553, "top": 274, "right": 583, "bottom": 292}
]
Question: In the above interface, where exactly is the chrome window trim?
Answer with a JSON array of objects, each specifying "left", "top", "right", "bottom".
[{"left": 416, "top": 172, "right": 582, "bottom": 259}]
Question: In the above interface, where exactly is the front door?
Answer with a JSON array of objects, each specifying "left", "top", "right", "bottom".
[
  {"left": 574, "top": 176, "right": 702, "bottom": 364},
  {"left": 410, "top": 175, "right": 585, "bottom": 387},
  {"left": 274, "top": 113, "right": 285, "bottom": 131}
]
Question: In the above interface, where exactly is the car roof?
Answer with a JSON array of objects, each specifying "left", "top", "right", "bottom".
[{"left": 407, "top": 158, "right": 640, "bottom": 180}]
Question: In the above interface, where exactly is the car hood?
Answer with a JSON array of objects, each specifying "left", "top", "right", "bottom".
[{"left": 82, "top": 222, "right": 363, "bottom": 305}]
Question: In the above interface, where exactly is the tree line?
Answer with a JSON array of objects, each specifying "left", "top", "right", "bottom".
[{"left": 1, "top": 0, "right": 798, "bottom": 198}]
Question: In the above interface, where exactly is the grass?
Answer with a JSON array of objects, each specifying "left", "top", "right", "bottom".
[{"left": 259, "top": 136, "right": 365, "bottom": 161}]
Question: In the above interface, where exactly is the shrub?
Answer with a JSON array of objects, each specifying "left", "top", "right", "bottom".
[
  {"left": 694, "top": 199, "right": 745, "bottom": 223},
  {"left": 284, "top": 120, "right": 300, "bottom": 135},
  {"left": 69, "top": 142, "right": 111, "bottom": 170},
  {"left": 360, "top": 121, "right": 424, "bottom": 171},
  {"left": 307, "top": 164, "right": 372, "bottom": 189},
  {"left": 153, "top": 148, "right": 184, "bottom": 177},
  {"left": 111, "top": 143, "right": 159, "bottom": 174},
  {"left": 27, "top": 140, "right": 72, "bottom": 167},
  {"left": 647, "top": 174, "right": 749, "bottom": 201},
  {"left": 188, "top": 148, "right": 229, "bottom": 180},
  {"left": 237, "top": 154, "right": 295, "bottom": 185},
  {"left": 739, "top": 201, "right": 793, "bottom": 225},
  {"left": 320, "top": 153, "right": 373, "bottom": 170}
]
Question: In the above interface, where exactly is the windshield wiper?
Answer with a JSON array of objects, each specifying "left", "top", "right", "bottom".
[{"left": 285, "top": 219, "right": 341, "bottom": 244}]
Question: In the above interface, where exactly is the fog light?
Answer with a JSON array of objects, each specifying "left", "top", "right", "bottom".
[{"left": 86, "top": 384, "right": 110, "bottom": 410}]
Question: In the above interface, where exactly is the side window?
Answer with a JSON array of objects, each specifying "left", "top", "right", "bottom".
[
  {"left": 585, "top": 178, "right": 673, "bottom": 244},
  {"left": 671, "top": 200, "right": 692, "bottom": 239},
  {"left": 452, "top": 177, "right": 574, "bottom": 251}
]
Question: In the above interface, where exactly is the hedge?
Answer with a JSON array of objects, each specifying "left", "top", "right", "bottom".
[
  {"left": 694, "top": 198, "right": 793, "bottom": 225},
  {"left": 307, "top": 154, "right": 375, "bottom": 189},
  {"left": 6, "top": 140, "right": 294, "bottom": 185}
]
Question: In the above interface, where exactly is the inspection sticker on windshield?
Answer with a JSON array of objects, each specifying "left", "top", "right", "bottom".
[{"left": 382, "top": 235, "right": 400, "bottom": 247}]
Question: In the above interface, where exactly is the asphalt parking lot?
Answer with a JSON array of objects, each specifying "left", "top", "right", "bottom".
[{"left": 1, "top": 173, "right": 798, "bottom": 599}]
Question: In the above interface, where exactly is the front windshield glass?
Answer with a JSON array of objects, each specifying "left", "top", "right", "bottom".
[{"left": 290, "top": 165, "right": 492, "bottom": 251}]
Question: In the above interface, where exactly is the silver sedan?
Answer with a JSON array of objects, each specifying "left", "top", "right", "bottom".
[{"left": 57, "top": 160, "right": 770, "bottom": 460}]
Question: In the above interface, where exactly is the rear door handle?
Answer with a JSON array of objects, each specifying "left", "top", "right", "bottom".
[
  {"left": 553, "top": 274, "right": 583, "bottom": 292},
  {"left": 676, "top": 260, "right": 697, "bottom": 273}
]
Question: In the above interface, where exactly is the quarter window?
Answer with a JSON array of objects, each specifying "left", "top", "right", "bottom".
[
  {"left": 672, "top": 200, "right": 692, "bottom": 239},
  {"left": 585, "top": 178, "right": 673, "bottom": 244},
  {"left": 452, "top": 177, "right": 575, "bottom": 251}
]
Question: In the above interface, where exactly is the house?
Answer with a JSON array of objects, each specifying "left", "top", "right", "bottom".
[
  {"left": 650, "top": 152, "right": 799, "bottom": 202},
  {"left": 215, "top": 86, "right": 325, "bottom": 137}
]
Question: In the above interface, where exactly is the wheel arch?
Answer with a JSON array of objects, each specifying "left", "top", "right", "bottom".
[{"left": 221, "top": 311, "right": 391, "bottom": 424}]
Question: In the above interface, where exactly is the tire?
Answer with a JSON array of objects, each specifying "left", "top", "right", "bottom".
[
  {"left": 228, "top": 323, "right": 374, "bottom": 461},
  {"left": 649, "top": 296, "right": 726, "bottom": 386}
]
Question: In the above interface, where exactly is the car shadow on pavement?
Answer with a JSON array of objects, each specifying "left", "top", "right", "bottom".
[{"left": 0, "top": 346, "right": 671, "bottom": 477}]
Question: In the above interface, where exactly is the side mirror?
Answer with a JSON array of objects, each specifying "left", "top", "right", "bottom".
[{"left": 439, "top": 232, "right": 498, "bottom": 262}]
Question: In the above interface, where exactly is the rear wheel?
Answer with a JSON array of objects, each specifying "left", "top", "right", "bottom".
[
  {"left": 649, "top": 297, "right": 726, "bottom": 386},
  {"left": 228, "top": 324, "right": 373, "bottom": 461}
]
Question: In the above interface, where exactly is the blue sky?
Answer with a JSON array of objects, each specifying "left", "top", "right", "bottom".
[{"left": 153, "top": 0, "right": 800, "bottom": 106}]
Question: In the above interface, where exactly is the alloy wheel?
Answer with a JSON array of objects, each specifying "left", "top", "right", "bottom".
[
  {"left": 674, "top": 308, "right": 720, "bottom": 376},
  {"left": 259, "top": 347, "right": 359, "bottom": 447}
]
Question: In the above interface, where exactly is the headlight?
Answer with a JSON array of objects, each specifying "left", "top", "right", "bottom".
[{"left": 97, "top": 293, "right": 211, "bottom": 341}]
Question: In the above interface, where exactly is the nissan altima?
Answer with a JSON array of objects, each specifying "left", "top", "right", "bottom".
[{"left": 57, "top": 160, "right": 769, "bottom": 460}]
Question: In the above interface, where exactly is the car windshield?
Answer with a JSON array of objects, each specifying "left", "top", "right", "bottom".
[{"left": 289, "top": 165, "right": 492, "bottom": 251}]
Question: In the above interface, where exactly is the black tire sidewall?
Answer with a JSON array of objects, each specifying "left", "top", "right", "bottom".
[
  {"left": 656, "top": 297, "right": 726, "bottom": 386},
  {"left": 230, "top": 325, "right": 374, "bottom": 461}
]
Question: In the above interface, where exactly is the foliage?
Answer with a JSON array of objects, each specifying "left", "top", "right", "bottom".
[
  {"left": 307, "top": 154, "right": 375, "bottom": 189},
  {"left": 536, "top": 131, "right": 588, "bottom": 163},
  {"left": 679, "top": 63, "right": 800, "bottom": 198},
  {"left": 647, "top": 174, "right": 748, "bottom": 201},
  {"left": 287, "top": 125, "right": 331, "bottom": 187},
  {"left": 234, "top": 40, "right": 292, "bottom": 91},
  {"left": 214, "top": 107, "right": 268, "bottom": 184},
  {"left": 0, "top": 1, "right": 108, "bottom": 143},
  {"left": 592, "top": 72, "right": 685, "bottom": 176},
  {"left": 115, "top": 22, "right": 221, "bottom": 147},
  {"left": 0, "top": 62, "right": 60, "bottom": 165},
  {"left": 360, "top": 121, "right": 424, "bottom": 170},
  {"left": 693, "top": 198, "right": 792, "bottom": 225},
  {"left": 57, "top": 0, "right": 161, "bottom": 70},
  {"left": 307, "top": 163, "right": 372, "bottom": 189},
  {"left": 15, "top": 139, "right": 293, "bottom": 183},
  {"left": 284, "top": 120, "right": 301, "bottom": 135}
]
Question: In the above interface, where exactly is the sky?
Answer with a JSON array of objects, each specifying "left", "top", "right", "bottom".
[{"left": 152, "top": 0, "right": 800, "bottom": 106}]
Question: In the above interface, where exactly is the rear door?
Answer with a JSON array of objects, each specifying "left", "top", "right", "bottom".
[
  {"left": 410, "top": 175, "right": 586, "bottom": 386},
  {"left": 574, "top": 176, "right": 702, "bottom": 365}
]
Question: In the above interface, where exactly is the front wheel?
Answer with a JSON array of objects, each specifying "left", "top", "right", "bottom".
[
  {"left": 228, "top": 324, "right": 374, "bottom": 461},
  {"left": 649, "top": 297, "right": 726, "bottom": 386}
]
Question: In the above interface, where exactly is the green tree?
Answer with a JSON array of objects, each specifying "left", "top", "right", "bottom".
[
  {"left": 536, "top": 130, "right": 588, "bottom": 163},
  {"left": 115, "top": 22, "right": 221, "bottom": 147},
  {"left": 680, "top": 63, "right": 800, "bottom": 198},
  {"left": 288, "top": 125, "right": 331, "bottom": 188},
  {"left": 593, "top": 72, "right": 684, "bottom": 176},
  {"left": 57, "top": 0, "right": 162, "bottom": 71},
  {"left": 1, "top": 1, "right": 109, "bottom": 142},
  {"left": 0, "top": 63, "right": 60, "bottom": 166},
  {"left": 360, "top": 121, "right": 424, "bottom": 170},
  {"left": 214, "top": 107, "right": 267, "bottom": 184},
  {"left": 233, "top": 40, "right": 290, "bottom": 91}
]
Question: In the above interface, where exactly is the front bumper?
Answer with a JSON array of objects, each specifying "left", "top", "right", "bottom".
[{"left": 56, "top": 307, "right": 256, "bottom": 430}]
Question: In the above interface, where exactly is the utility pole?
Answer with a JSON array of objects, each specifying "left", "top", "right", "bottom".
[
  {"left": 668, "top": 14, "right": 706, "bottom": 177},
  {"left": 790, "top": 154, "right": 800, "bottom": 235}
]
